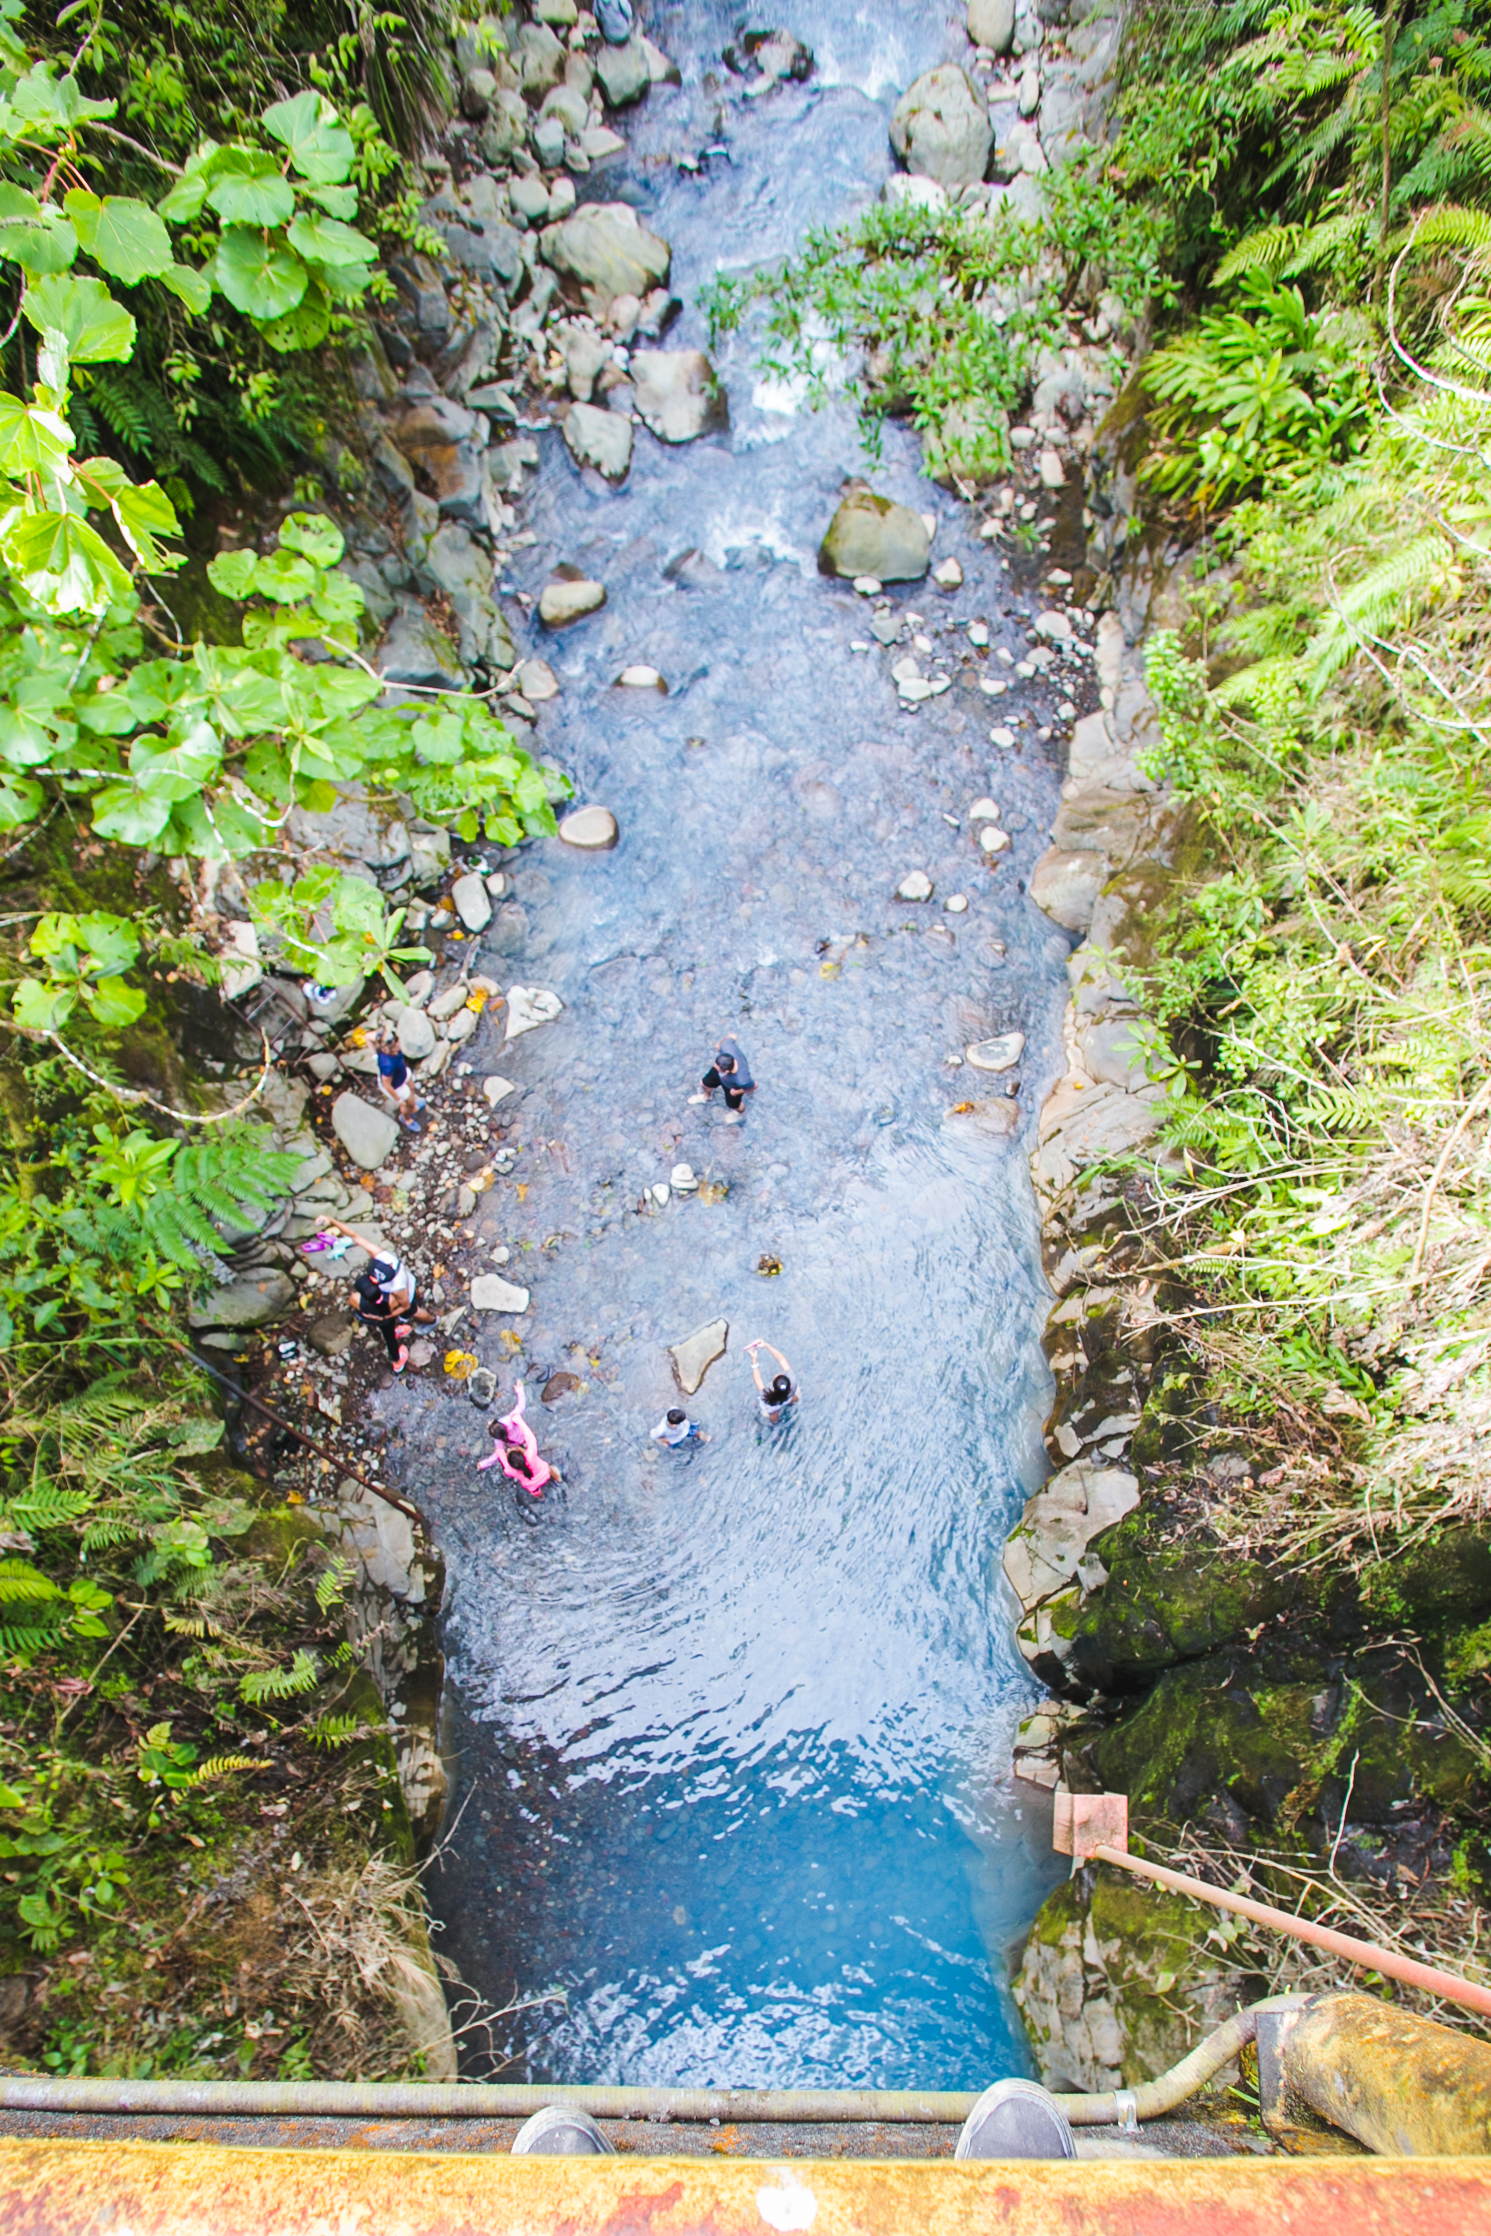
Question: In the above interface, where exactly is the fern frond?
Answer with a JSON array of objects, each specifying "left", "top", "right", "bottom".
[
  {"left": 239, "top": 1647, "right": 319, "bottom": 1703},
  {"left": 309, "top": 1712, "right": 364, "bottom": 1748},
  {"left": 183, "top": 1754, "right": 265, "bottom": 1784},
  {"left": 1215, "top": 225, "right": 1303, "bottom": 282}
]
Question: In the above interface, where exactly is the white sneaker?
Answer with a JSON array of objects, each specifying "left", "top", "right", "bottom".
[
  {"left": 723, "top": 1112, "right": 744, "bottom": 1126},
  {"left": 687, "top": 1093, "right": 710, "bottom": 1105}
]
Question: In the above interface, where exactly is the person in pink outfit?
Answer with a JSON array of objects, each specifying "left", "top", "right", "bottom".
[{"left": 477, "top": 1384, "right": 551, "bottom": 1499}]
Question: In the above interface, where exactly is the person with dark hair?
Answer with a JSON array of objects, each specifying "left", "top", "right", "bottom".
[
  {"left": 376, "top": 1027, "right": 424, "bottom": 1133},
  {"left": 477, "top": 1396, "right": 553, "bottom": 1497},
  {"left": 746, "top": 1340, "right": 798, "bottom": 1423},
  {"left": 689, "top": 1035, "right": 754, "bottom": 1125},
  {"left": 652, "top": 1406, "right": 708, "bottom": 1448},
  {"left": 325, "top": 1223, "right": 433, "bottom": 1328},
  {"left": 354, "top": 1270, "right": 408, "bottom": 1373}
]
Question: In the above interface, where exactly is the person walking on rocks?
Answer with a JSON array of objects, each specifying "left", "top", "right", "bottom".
[
  {"left": 324, "top": 1224, "right": 434, "bottom": 1328},
  {"left": 375, "top": 1027, "right": 424, "bottom": 1133},
  {"left": 353, "top": 1270, "right": 408, "bottom": 1374},
  {"left": 690, "top": 1035, "right": 754, "bottom": 1125},
  {"left": 652, "top": 1407, "right": 709, "bottom": 1448},
  {"left": 747, "top": 1340, "right": 798, "bottom": 1423}
]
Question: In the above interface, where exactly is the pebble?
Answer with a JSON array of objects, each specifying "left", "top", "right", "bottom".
[
  {"left": 1058, "top": 699, "right": 1077, "bottom": 719},
  {"left": 852, "top": 576, "right": 882, "bottom": 596},
  {"left": 1035, "top": 610, "right": 1073, "bottom": 642},
  {"left": 980, "top": 825, "right": 1012, "bottom": 854},
  {"left": 516, "top": 657, "right": 560, "bottom": 701},
  {"left": 979, "top": 676, "right": 1008, "bottom": 696},
  {"left": 671, "top": 1163, "right": 698, "bottom": 1192},
  {"left": 932, "top": 557, "right": 963, "bottom": 589},
  {"left": 967, "top": 621, "right": 989, "bottom": 647},
  {"left": 451, "top": 871, "right": 493, "bottom": 932},
  {"left": 969, "top": 796, "right": 1001, "bottom": 820},
  {"left": 446, "top": 1008, "right": 478, "bottom": 1045},
  {"left": 559, "top": 804, "right": 620, "bottom": 849},
  {"left": 539, "top": 577, "right": 607, "bottom": 627},
  {"left": 491, "top": 1245, "right": 511, "bottom": 1263},
  {"left": 990, "top": 727, "right": 1016, "bottom": 747},
  {"left": 1037, "top": 447, "right": 1066, "bottom": 489},
  {"left": 471, "top": 1273, "right": 531, "bottom": 1313},
  {"left": 896, "top": 870, "right": 934, "bottom": 902},
  {"left": 966, "top": 1031, "right": 1025, "bottom": 1072},
  {"left": 483, "top": 1075, "right": 518, "bottom": 1105},
  {"left": 617, "top": 663, "right": 667, "bottom": 689},
  {"left": 651, "top": 1182, "right": 671, "bottom": 1207},
  {"left": 944, "top": 894, "right": 969, "bottom": 914}
]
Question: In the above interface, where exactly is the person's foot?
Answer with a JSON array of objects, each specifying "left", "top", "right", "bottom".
[
  {"left": 401, "top": 1117, "right": 421, "bottom": 1133},
  {"left": 394, "top": 1323, "right": 412, "bottom": 1339},
  {"left": 688, "top": 1093, "right": 710, "bottom": 1105},
  {"left": 723, "top": 1111, "right": 744, "bottom": 1125},
  {"left": 511, "top": 2105, "right": 613, "bottom": 2156},
  {"left": 392, "top": 1347, "right": 409, "bottom": 1375},
  {"left": 954, "top": 2079, "right": 1076, "bottom": 2161}
]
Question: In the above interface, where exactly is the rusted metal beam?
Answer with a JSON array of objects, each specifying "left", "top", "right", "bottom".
[
  {"left": 0, "top": 2137, "right": 1486, "bottom": 2233},
  {"left": 1282, "top": 1991, "right": 1491, "bottom": 2156}
]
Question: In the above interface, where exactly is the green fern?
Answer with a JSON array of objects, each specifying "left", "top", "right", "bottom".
[
  {"left": 239, "top": 1648, "right": 319, "bottom": 1704},
  {"left": 309, "top": 1712, "right": 364, "bottom": 1748}
]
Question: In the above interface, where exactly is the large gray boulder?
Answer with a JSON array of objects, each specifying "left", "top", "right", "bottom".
[
  {"left": 425, "top": 524, "right": 517, "bottom": 670},
  {"left": 539, "top": 575, "right": 607, "bottom": 626},
  {"left": 563, "top": 400, "right": 634, "bottom": 483},
  {"left": 968, "top": 0, "right": 1016, "bottom": 50},
  {"left": 515, "top": 20, "right": 565, "bottom": 96},
  {"left": 630, "top": 350, "right": 728, "bottom": 444},
  {"left": 189, "top": 1270, "right": 296, "bottom": 1332},
  {"left": 890, "top": 65, "right": 992, "bottom": 187},
  {"left": 332, "top": 1092, "right": 401, "bottom": 1172},
  {"left": 542, "top": 202, "right": 671, "bottom": 319},
  {"left": 596, "top": 37, "right": 650, "bottom": 107},
  {"left": 376, "top": 600, "right": 466, "bottom": 690},
  {"left": 818, "top": 486, "right": 931, "bottom": 581}
]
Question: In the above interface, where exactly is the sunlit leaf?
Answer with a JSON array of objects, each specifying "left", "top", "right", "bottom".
[
  {"left": 206, "top": 169, "right": 295, "bottom": 229},
  {"left": 22, "top": 273, "right": 134, "bottom": 362},
  {"left": 262, "top": 91, "right": 354, "bottom": 186},
  {"left": 284, "top": 211, "right": 375, "bottom": 268},
  {"left": 212, "top": 228, "right": 306, "bottom": 320},
  {"left": 62, "top": 192, "right": 173, "bottom": 284},
  {"left": 4, "top": 510, "right": 131, "bottom": 614}
]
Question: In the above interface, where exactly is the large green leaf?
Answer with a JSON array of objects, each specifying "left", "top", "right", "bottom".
[
  {"left": 12, "top": 976, "right": 75, "bottom": 1031},
  {"left": 262, "top": 91, "right": 354, "bottom": 186},
  {"left": 0, "top": 773, "right": 44, "bottom": 828},
  {"left": 8, "top": 64, "right": 114, "bottom": 133},
  {"left": 111, "top": 480, "right": 180, "bottom": 571},
  {"left": 285, "top": 212, "right": 375, "bottom": 269},
  {"left": 257, "top": 281, "right": 330, "bottom": 354},
  {"left": 0, "top": 186, "right": 77, "bottom": 280},
  {"left": 84, "top": 977, "right": 147, "bottom": 1028},
  {"left": 62, "top": 192, "right": 173, "bottom": 284},
  {"left": 158, "top": 263, "right": 211, "bottom": 315},
  {"left": 4, "top": 510, "right": 133, "bottom": 614},
  {"left": 206, "top": 169, "right": 296, "bottom": 229},
  {"left": 206, "top": 546, "right": 260, "bottom": 599},
  {"left": 127, "top": 720, "right": 221, "bottom": 799},
  {"left": 213, "top": 229, "right": 305, "bottom": 320},
  {"left": 89, "top": 778, "right": 174, "bottom": 844},
  {"left": 0, "top": 392, "right": 74, "bottom": 477},
  {"left": 279, "top": 512, "right": 344, "bottom": 566},
  {"left": 302, "top": 183, "right": 358, "bottom": 220},
  {"left": 22, "top": 273, "right": 134, "bottom": 363},
  {"left": 252, "top": 550, "right": 317, "bottom": 603}
]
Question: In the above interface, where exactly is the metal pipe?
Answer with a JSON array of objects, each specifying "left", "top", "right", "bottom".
[
  {"left": 1284, "top": 1990, "right": 1491, "bottom": 2155},
  {"left": 1093, "top": 1842, "right": 1491, "bottom": 2019},
  {"left": 0, "top": 2001, "right": 1294, "bottom": 2127}
]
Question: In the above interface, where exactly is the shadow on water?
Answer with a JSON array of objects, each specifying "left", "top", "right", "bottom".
[{"left": 397, "top": 0, "right": 1077, "bottom": 2087}]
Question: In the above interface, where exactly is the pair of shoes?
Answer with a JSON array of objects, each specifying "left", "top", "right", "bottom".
[
  {"left": 512, "top": 2107, "right": 612, "bottom": 2156},
  {"left": 687, "top": 1093, "right": 710, "bottom": 1105},
  {"left": 955, "top": 2080, "right": 1076, "bottom": 2160}
]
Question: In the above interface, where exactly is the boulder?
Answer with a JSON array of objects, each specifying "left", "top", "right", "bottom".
[
  {"left": 480, "top": 90, "right": 532, "bottom": 164},
  {"left": 563, "top": 400, "right": 633, "bottom": 483},
  {"left": 425, "top": 524, "right": 517, "bottom": 670},
  {"left": 428, "top": 984, "right": 470, "bottom": 1022},
  {"left": 1029, "top": 847, "right": 1106, "bottom": 934},
  {"left": 515, "top": 657, "right": 559, "bottom": 700},
  {"left": 595, "top": 37, "right": 650, "bottom": 107},
  {"left": 630, "top": 349, "right": 728, "bottom": 443},
  {"left": 819, "top": 486, "right": 931, "bottom": 581},
  {"left": 445, "top": 1007, "right": 478, "bottom": 1045},
  {"left": 890, "top": 66, "right": 992, "bottom": 189},
  {"left": 1030, "top": 1075, "right": 1171, "bottom": 1202},
  {"left": 331, "top": 1092, "right": 401, "bottom": 1171},
  {"left": 506, "top": 985, "right": 564, "bottom": 1039},
  {"left": 515, "top": 20, "right": 565, "bottom": 96},
  {"left": 483, "top": 1075, "right": 517, "bottom": 1106},
  {"left": 396, "top": 1006, "right": 437, "bottom": 1061},
  {"left": 543, "top": 202, "right": 671, "bottom": 319},
  {"left": 943, "top": 1096, "right": 1020, "bottom": 1140},
  {"left": 968, "top": 0, "right": 1016, "bottom": 50},
  {"left": 669, "top": 1317, "right": 728, "bottom": 1395},
  {"left": 539, "top": 575, "right": 607, "bottom": 627},
  {"left": 471, "top": 1273, "right": 531, "bottom": 1313},
  {"left": 307, "top": 1311, "right": 355, "bottom": 1358},
  {"left": 188, "top": 1270, "right": 296, "bottom": 1332},
  {"left": 376, "top": 601, "right": 465, "bottom": 691},
  {"left": 1003, "top": 1462, "right": 1140, "bottom": 1614},
  {"left": 451, "top": 871, "right": 493, "bottom": 931},
  {"left": 559, "top": 805, "right": 619, "bottom": 849}
]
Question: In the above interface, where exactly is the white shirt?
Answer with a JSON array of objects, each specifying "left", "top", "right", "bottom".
[{"left": 652, "top": 1415, "right": 693, "bottom": 1445}]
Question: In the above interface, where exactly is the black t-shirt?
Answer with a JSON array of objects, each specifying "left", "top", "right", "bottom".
[{"left": 716, "top": 1037, "right": 754, "bottom": 1091}]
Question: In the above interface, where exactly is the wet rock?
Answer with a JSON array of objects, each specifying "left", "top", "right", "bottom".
[
  {"left": 630, "top": 349, "right": 728, "bottom": 443},
  {"left": 425, "top": 524, "right": 517, "bottom": 669},
  {"left": 481, "top": 90, "right": 533, "bottom": 164},
  {"left": 308, "top": 1311, "right": 355, "bottom": 1358},
  {"left": 979, "top": 825, "right": 1011, "bottom": 855},
  {"left": 641, "top": 35, "right": 681, "bottom": 83},
  {"left": 188, "top": 1270, "right": 296, "bottom": 1331},
  {"left": 896, "top": 870, "right": 935, "bottom": 902},
  {"left": 1038, "top": 446, "right": 1066, "bottom": 488},
  {"left": 510, "top": 173, "right": 553, "bottom": 225},
  {"left": 819, "top": 486, "right": 931, "bottom": 582},
  {"left": 427, "top": 984, "right": 469, "bottom": 1022},
  {"left": 1004, "top": 1461, "right": 1139, "bottom": 1614},
  {"left": 651, "top": 1182, "right": 671, "bottom": 1207},
  {"left": 332, "top": 1092, "right": 402, "bottom": 1171},
  {"left": 488, "top": 902, "right": 529, "bottom": 956},
  {"left": 932, "top": 556, "right": 964, "bottom": 590},
  {"left": 515, "top": 20, "right": 565, "bottom": 96},
  {"left": 542, "top": 1370, "right": 581, "bottom": 1402},
  {"left": 617, "top": 664, "right": 666, "bottom": 690},
  {"left": 563, "top": 400, "right": 633, "bottom": 483},
  {"left": 471, "top": 1272, "right": 531, "bottom": 1313},
  {"left": 1030, "top": 847, "right": 1105, "bottom": 933},
  {"left": 884, "top": 173, "right": 949, "bottom": 213},
  {"left": 543, "top": 202, "right": 671, "bottom": 320},
  {"left": 396, "top": 1006, "right": 437, "bottom": 1060},
  {"left": 596, "top": 37, "right": 650, "bottom": 107},
  {"left": 671, "top": 1163, "right": 698, "bottom": 1193},
  {"left": 219, "top": 919, "right": 261, "bottom": 1002},
  {"left": 451, "top": 871, "right": 493, "bottom": 932},
  {"left": 967, "top": 1031, "right": 1025, "bottom": 1072},
  {"left": 506, "top": 985, "right": 564, "bottom": 1039},
  {"left": 943, "top": 1097, "right": 1019, "bottom": 1139},
  {"left": 669, "top": 1317, "right": 728, "bottom": 1395},
  {"left": 559, "top": 805, "right": 620, "bottom": 849},
  {"left": 581, "top": 123, "right": 628, "bottom": 162},
  {"left": 968, "top": 0, "right": 1016, "bottom": 51},
  {"left": 532, "top": 113, "right": 566, "bottom": 167},
  {"left": 515, "top": 658, "right": 559, "bottom": 701},
  {"left": 539, "top": 574, "right": 607, "bottom": 626},
  {"left": 377, "top": 601, "right": 465, "bottom": 691},
  {"left": 445, "top": 1008, "right": 478, "bottom": 1045},
  {"left": 725, "top": 26, "right": 812, "bottom": 85},
  {"left": 596, "top": 0, "right": 634, "bottom": 39},
  {"left": 890, "top": 66, "right": 992, "bottom": 189},
  {"left": 944, "top": 894, "right": 968, "bottom": 914},
  {"left": 483, "top": 1075, "right": 518, "bottom": 1106},
  {"left": 557, "top": 321, "right": 610, "bottom": 402}
]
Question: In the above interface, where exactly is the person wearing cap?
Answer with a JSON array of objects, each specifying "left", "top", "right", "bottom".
[
  {"left": 376, "top": 1028, "right": 424, "bottom": 1133},
  {"left": 324, "top": 1222, "right": 433, "bottom": 1327},
  {"left": 689, "top": 1035, "right": 754, "bottom": 1125},
  {"left": 652, "top": 1407, "right": 709, "bottom": 1447},
  {"left": 353, "top": 1270, "right": 408, "bottom": 1372}
]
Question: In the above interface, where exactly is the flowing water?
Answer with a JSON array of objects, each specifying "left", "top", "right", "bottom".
[{"left": 392, "top": 0, "right": 1078, "bottom": 2088}]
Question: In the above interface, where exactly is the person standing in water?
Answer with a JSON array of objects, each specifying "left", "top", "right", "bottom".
[
  {"left": 746, "top": 1340, "right": 798, "bottom": 1423},
  {"left": 690, "top": 1035, "right": 754, "bottom": 1125},
  {"left": 652, "top": 1407, "right": 709, "bottom": 1448}
]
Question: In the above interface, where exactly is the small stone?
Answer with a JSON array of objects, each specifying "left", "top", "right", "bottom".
[
  {"left": 967, "top": 1031, "right": 1024, "bottom": 1072},
  {"left": 407, "top": 1339, "right": 437, "bottom": 1370},
  {"left": 331, "top": 1092, "right": 401, "bottom": 1171},
  {"left": 671, "top": 1163, "right": 698, "bottom": 1192},
  {"left": 617, "top": 664, "right": 666, "bottom": 690},
  {"left": 446, "top": 1008, "right": 478, "bottom": 1045},
  {"left": 820, "top": 486, "right": 930, "bottom": 582},
  {"left": 307, "top": 1052, "right": 340, "bottom": 1082},
  {"left": 548, "top": 175, "right": 577, "bottom": 221},
  {"left": 483, "top": 1075, "right": 518, "bottom": 1106},
  {"left": 669, "top": 1316, "right": 728, "bottom": 1395},
  {"left": 539, "top": 576, "right": 607, "bottom": 627},
  {"left": 990, "top": 726, "right": 1016, "bottom": 748},
  {"left": 563, "top": 400, "right": 634, "bottom": 484},
  {"left": 852, "top": 576, "right": 882, "bottom": 596},
  {"left": 506, "top": 985, "right": 564, "bottom": 1039},
  {"left": 969, "top": 796, "right": 1001, "bottom": 820},
  {"left": 396, "top": 1005, "right": 437, "bottom": 1060},
  {"left": 944, "top": 894, "right": 969, "bottom": 914},
  {"left": 510, "top": 172, "right": 553, "bottom": 224},
  {"left": 516, "top": 658, "right": 560, "bottom": 701},
  {"left": 979, "top": 825, "right": 1011, "bottom": 854},
  {"left": 471, "top": 1273, "right": 531, "bottom": 1313},
  {"left": 1057, "top": 699, "right": 1077, "bottom": 720},
  {"left": 457, "top": 1184, "right": 477, "bottom": 1217},
  {"left": 1037, "top": 447, "right": 1066, "bottom": 488},
  {"left": 651, "top": 1182, "right": 671, "bottom": 1207},
  {"left": 968, "top": 621, "right": 989, "bottom": 647},
  {"left": 1035, "top": 609, "right": 1073, "bottom": 641},
  {"left": 943, "top": 1096, "right": 1020, "bottom": 1140},
  {"left": 451, "top": 871, "right": 493, "bottom": 931},
  {"left": 559, "top": 804, "right": 620, "bottom": 850},
  {"left": 308, "top": 1311, "right": 355, "bottom": 1358},
  {"left": 428, "top": 984, "right": 468, "bottom": 1022},
  {"left": 897, "top": 870, "right": 934, "bottom": 902},
  {"left": 932, "top": 556, "right": 964, "bottom": 589}
]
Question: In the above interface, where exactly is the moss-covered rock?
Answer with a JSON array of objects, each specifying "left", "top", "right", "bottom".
[{"left": 1061, "top": 1506, "right": 1287, "bottom": 1692}]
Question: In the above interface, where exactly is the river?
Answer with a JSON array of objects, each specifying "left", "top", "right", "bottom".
[{"left": 395, "top": 0, "right": 1075, "bottom": 2090}]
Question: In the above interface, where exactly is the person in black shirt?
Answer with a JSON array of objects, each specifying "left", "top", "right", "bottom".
[
  {"left": 690, "top": 1035, "right": 755, "bottom": 1125},
  {"left": 353, "top": 1272, "right": 408, "bottom": 1373}
]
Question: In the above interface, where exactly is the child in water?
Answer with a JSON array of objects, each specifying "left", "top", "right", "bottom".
[
  {"left": 746, "top": 1340, "right": 799, "bottom": 1423},
  {"left": 477, "top": 1383, "right": 553, "bottom": 1498}
]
